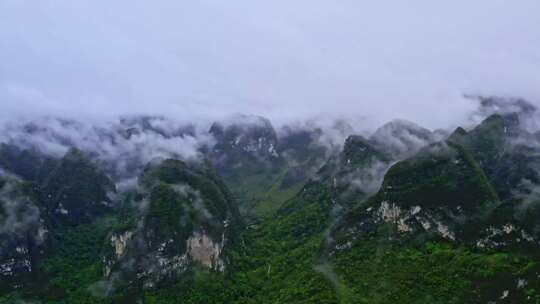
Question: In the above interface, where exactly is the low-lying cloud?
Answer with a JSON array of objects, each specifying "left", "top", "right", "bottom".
[{"left": 0, "top": 116, "right": 214, "bottom": 179}]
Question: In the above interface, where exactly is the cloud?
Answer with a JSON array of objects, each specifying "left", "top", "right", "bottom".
[
  {"left": 0, "top": 116, "right": 214, "bottom": 179},
  {"left": 342, "top": 160, "right": 393, "bottom": 197},
  {"left": 171, "top": 184, "right": 213, "bottom": 221},
  {"left": 370, "top": 119, "right": 442, "bottom": 159},
  {"left": 0, "top": 1, "right": 539, "bottom": 130}
]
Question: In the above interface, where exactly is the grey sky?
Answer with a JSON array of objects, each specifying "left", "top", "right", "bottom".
[{"left": 1, "top": 0, "right": 539, "bottom": 129}]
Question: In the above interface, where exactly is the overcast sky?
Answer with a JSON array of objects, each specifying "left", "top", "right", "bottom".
[{"left": 1, "top": 0, "right": 539, "bottom": 129}]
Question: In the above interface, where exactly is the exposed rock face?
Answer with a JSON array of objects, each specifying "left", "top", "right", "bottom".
[
  {"left": 329, "top": 107, "right": 540, "bottom": 256},
  {"left": 102, "top": 159, "right": 239, "bottom": 289},
  {"left": 111, "top": 231, "right": 133, "bottom": 259},
  {"left": 187, "top": 231, "right": 224, "bottom": 271},
  {"left": 333, "top": 140, "right": 500, "bottom": 247},
  {"left": 136, "top": 243, "right": 190, "bottom": 290},
  {"left": 104, "top": 229, "right": 226, "bottom": 286}
]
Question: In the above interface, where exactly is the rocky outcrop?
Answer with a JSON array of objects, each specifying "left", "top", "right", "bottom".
[
  {"left": 101, "top": 159, "right": 239, "bottom": 289},
  {"left": 111, "top": 231, "right": 133, "bottom": 259},
  {"left": 333, "top": 140, "right": 500, "bottom": 248},
  {"left": 187, "top": 231, "right": 225, "bottom": 271}
]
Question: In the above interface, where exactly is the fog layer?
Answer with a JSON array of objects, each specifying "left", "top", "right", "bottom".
[{"left": 1, "top": 1, "right": 539, "bottom": 129}]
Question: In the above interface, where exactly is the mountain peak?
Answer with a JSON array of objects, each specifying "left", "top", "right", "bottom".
[
  {"left": 472, "top": 95, "right": 537, "bottom": 116},
  {"left": 370, "top": 119, "right": 436, "bottom": 159},
  {"left": 475, "top": 112, "right": 521, "bottom": 138},
  {"left": 342, "top": 135, "right": 389, "bottom": 166},
  {"left": 209, "top": 114, "right": 273, "bottom": 134}
]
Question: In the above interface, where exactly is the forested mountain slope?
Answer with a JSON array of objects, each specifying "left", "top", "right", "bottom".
[{"left": 2, "top": 97, "right": 540, "bottom": 303}]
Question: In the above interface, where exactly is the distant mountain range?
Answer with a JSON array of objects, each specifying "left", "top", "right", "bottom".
[{"left": 2, "top": 96, "right": 540, "bottom": 303}]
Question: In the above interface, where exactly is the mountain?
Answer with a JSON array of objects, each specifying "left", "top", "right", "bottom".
[
  {"left": 325, "top": 111, "right": 540, "bottom": 303},
  {"left": 40, "top": 148, "right": 116, "bottom": 225},
  {"left": 3, "top": 98, "right": 540, "bottom": 303},
  {"left": 276, "top": 126, "right": 328, "bottom": 189},
  {"left": 449, "top": 113, "right": 540, "bottom": 200},
  {"left": 208, "top": 115, "right": 332, "bottom": 217},
  {"left": 0, "top": 144, "right": 118, "bottom": 225},
  {"left": 0, "top": 172, "right": 48, "bottom": 292},
  {"left": 334, "top": 141, "right": 499, "bottom": 244},
  {"left": 101, "top": 159, "right": 241, "bottom": 295},
  {"left": 0, "top": 147, "right": 117, "bottom": 294},
  {"left": 209, "top": 115, "right": 282, "bottom": 180},
  {"left": 370, "top": 119, "right": 440, "bottom": 159},
  {"left": 0, "top": 144, "right": 58, "bottom": 185}
]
